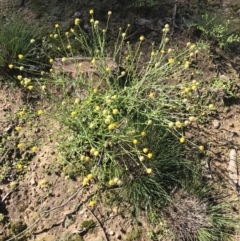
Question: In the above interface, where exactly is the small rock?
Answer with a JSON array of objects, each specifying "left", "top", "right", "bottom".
[
  {"left": 212, "top": 120, "right": 220, "bottom": 129},
  {"left": 109, "top": 230, "right": 115, "bottom": 236},
  {"left": 73, "top": 11, "right": 82, "bottom": 18}
]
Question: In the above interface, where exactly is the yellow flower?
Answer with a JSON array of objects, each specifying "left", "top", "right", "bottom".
[
  {"left": 49, "top": 58, "right": 54, "bottom": 63},
  {"left": 109, "top": 179, "right": 115, "bottom": 186},
  {"left": 74, "top": 18, "right": 80, "bottom": 25},
  {"left": 149, "top": 92, "right": 155, "bottom": 98},
  {"left": 95, "top": 105, "right": 101, "bottom": 111},
  {"left": 106, "top": 67, "right": 111, "bottom": 72},
  {"left": 89, "top": 9, "right": 94, "bottom": 14},
  {"left": 209, "top": 104, "right": 214, "bottom": 109},
  {"left": 133, "top": 139, "right": 138, "bottom": 145},
  {"left": 15, "top": 126, "right": 21, "bottom": 131},
  {"left": 82, "top": 177, "right": 89, "bottom": 186},
  {"left": 151, "top": 51, "right": 155, "bottom": 56},
  {"left": 147, "top": 120, "right": 152, "bottom": 125},
  {"left": 54, "top": 34, "right": 58, "bottom": 38},
  {"left": 139, "top": 35, "right": 145, "bottom": 41},
  {"left": 31, "top": 146, "right": 37, "bottom": 152},
  {"left": 39, "top": 179, "right": 48, "bottom": 186},
  {"left": 49, "top": 68, "right": 53, "bottom": 73},
  {"left": 30, "top": 39, "right": 35, "bottom": 44},
  {"left": 8, "top": 64, "right": 13, "bottom": 69},
  {"left": 143, "top": 148, "right": 149, "bottom": 154},
  {"left": 91, "top": 58, "right": 96, "bottom": 64},
  {"left": 102, "top": 29, "right": 106, "bottom": 33},
  {"left": 108, "top": 11, "right": 112, "bottom": 15},
  {"left": 147, "top": 153, "right": 153, "bottom": 159},
  {"left": 18, "top": 110, "right": 24, "bottom": 116},
  {"left": 139, "top": 156, "right": 145, "bottom": 162},
  {"left": 168, "top": 122, "right": 174, "bottom": 128},
  {"left": 112, "top": 109, "right": 119, "bottom": 115},
  {"left": 175, "top": 121, "right": 182, "bottom": 128},
  {"left": 190, "top": 44, "right": 196, "bottom": 50},
  {"left": 93, "top": 151, "right": 99, "bottom": 156},
  {"left": 146, "top": 168, "right": 152, "bottom": 174},
  {"left": 74, "top": 98, "right": 80, "bottom": 104},
  {"left": 17, "top": 75, "right": 22, "bottom": 80},
  {"left": 87, "top": 174, "right": 93, "bottom": 180},
  {"left": 70, "top": 28, "right": 75, "bottom": 33},
  {"left": 19, "top": 66, "right": 24, "bottom": 71},
  {"left": 93, "top": 88, "right": 98, "bottom": 93},
  {"left": 62, "top": 57, "right": 66, "bottom": 62},
  {"left": 42, "top": 85, "right": 46, "bottom": 91},
  {"left": 17, "top": 164, "right": 23, "bottom": 170},
  {"left": 199, "top": 145, "right": 204, "bottom": 151},
  {"left": 168, "top": 58, "right": 174, "bottom": 64},
  {"left": 108, "top": 124, "right": 115, "bottom": 130},
  {"left": 67, "top": 44, "right": 71, "bottom": 49},
  {"left": 122, "top": 33, "right": 126, "bottom": 38},
  {"left": 192, "top": 85, "right": 197, "bottom": 91},
  {"left": 17, "top": 143, "right": 23, "bottom": 149},
  {"left": 71, "top": 111, "right": 77, "bottom": 117},
  {"left": 65, "top": 31, "right": 69, "bottom": 36},
  {"left": 27, "top": 85, "right": 33, "bottom": 90},
  {"left": 37, "top": 109, "right": 43, "bottom": 115},
  {"left": 9, "top": 182, "right": 16, "bottom": 188},
  {"left": 180, "top": 137, "right": 185, "bottom": 143},
  {"left": 18, "top": 54, "right": 24, "bottom": 59},
  {"left": 141, "top": 131, "right": 146, "bottom": 137},
  {"left": 184, "top": 87, "right": 190, "bottom": 93},
  {"left": 55, "top": 23, "right": 59, "bottom": 28},
  {"left": 189, "top": 116, "right": 196, "bottom": 122},
  {"left": 89, "top": 200, "right": 96, "bottom": 207}
]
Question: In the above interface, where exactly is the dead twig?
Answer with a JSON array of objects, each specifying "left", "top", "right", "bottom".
[{"left": 84, "top": 203, "right": 110, "bottom": 241}]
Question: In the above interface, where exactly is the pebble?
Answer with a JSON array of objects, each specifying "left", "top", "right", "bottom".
[{"left": 212, "top": 119, "right": 220, "bottom": 129}]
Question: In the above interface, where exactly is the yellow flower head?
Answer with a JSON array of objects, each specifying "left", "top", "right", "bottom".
[
  {"left": 139, "top": 35, "right": 145, "bottom": 41},
  {"left": 133, "top": 139, "right": 138, "bottom": 145},
  {"left": 17, "top": 164, "right": 23, "bottom": 170},
  {"left": 143, "top": 148, "right": 149, "bottom": 154},
  {"left": 15, "top": 126, "right": 21, "bottom": 131},
  {"left": 37, "top": 109, "right": 43, "bottom": 115},
  {"left": 146, "top": 168, "right": 152, "bottom": 174},
  {"left": 30, "top": 39, "right": 35, "bottom": 44},
  {"left": 89, "top": 200, "right": 96, "bottom": 207},
  {"left": 17, "top": 143, "right": 23, "bottom": 149},
  {"left": 147, "top": 153, "right": 153, "bottom": 159},
  {"left": 168, "top": 58, "right": 174, "bottom": 64},
  {"left": 67, "top": 44, "right": 71, "bottom": 49},
  {"left": 55, "top": 23, "right": 59, "bottom": 28},
  {"left": 71, "top": 111, "right": 77, "bottom": 117},
  {"left": 49, "top": 58, "right": 54, "bottom": 63},
  {"left": 199, "top": 145, "right": 204, "bottom": 151},
  {"left": 17, "top": 75, "right": 22, "bottom": 81},
  {"left": 74, "top": 18, "right": 80, "bottom": 25},
  {"left": 106, "top": 67, "right": 111, "bottom": 72},
  {"left": 27, "top": 85, "right": 33, "bottom": 90},
  {"left": 108, "top": 11, "right": 112, "bottom": 15},
  {"left": 109, "top": 179, "right": 115, "bottom": 186},
  {"left": 112, "top": 109, "right": 119, "bottom": 115},
  {"left": 74, "top": 98, "right": 80, "bottom": 104},
  {"left": 8, "top": 64, "right": 13, "bottom": 69},
  {"left": 89, "top": 9, "right": 94, "bottom": 14},
  {"left": 62, "top": 57, "right": 66, "bottom": 62},
  {"left": 180, "top": 137, "right": 185, "bottom": 143},
  {"left": 18, "top": 54, "right": 24, "bottom": 59},
  {"left": 31, "top": 146, "right": 37, "bottom": 152},
  {"left": 141, "top": 131, "right": 147, "bottom": 137},
  {"left": 87, "top": 174, "right": 93, "bottom": 180}
]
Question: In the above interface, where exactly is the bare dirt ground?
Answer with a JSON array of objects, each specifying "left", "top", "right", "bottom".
[{"left": 1, "top": 0, "right": 240, "bottom": 240}]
